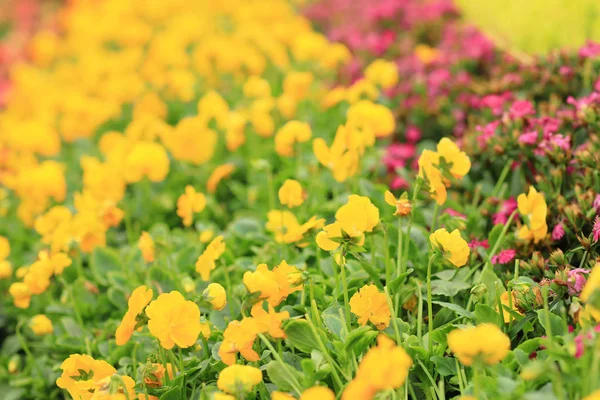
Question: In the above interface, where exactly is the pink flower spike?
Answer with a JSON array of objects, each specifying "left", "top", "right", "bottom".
[
  {"left": 552, "top": 223, "right": 565, "bottom": 241},
  {"left": 491, "top": 249, "right": 516, "bottom": 265},
  {"left": 593, "top": 216, "right": 600, "bottom": 242}
]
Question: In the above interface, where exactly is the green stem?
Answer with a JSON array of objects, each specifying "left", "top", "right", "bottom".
[
  {"left": 384, "top": 286, "right": 402, "bottom": 344},
  {"left": 417, "top": 283, "right": 424, "bottom": 343},
  {"left": 426, "top": 255, "right": 436, "bottom": 352},
  {"left": 258, "top": 333, "right": 303, "bottom": 395},
  {"left": 491, "top": 160, "right": 512, "bottom": 198},
  {"left": 339, "top": 251, "right": 352, "bottom": 330},
  {"left": 429, "top": 203, "right": 440, "bottom": 234},
  {"left": 16, "top": 321, "right": 44, "bottom": 378},
  {"left": 305, "top": 318, "right": 348, "bottom": 387},
  {"left": 396, "top": 218, "right": 404, "bottom": 277},
  {"left": 384, "top": 225, "right": 392, "bottom": 286},
  {"left": 401, "top": 181, "right": 421, "bottom": 274}
]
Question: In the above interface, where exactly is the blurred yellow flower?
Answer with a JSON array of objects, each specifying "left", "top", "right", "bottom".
[
  {"left": 30, "top": 314, "right": 53, "bottom": 336},
  {"left": 365, "top": 59, "right": 398, "bottom": 89},
  {"left": 177, "top": 185, "right": 206, "bottom": 227},
  {"left": 517, "top": 186, "right": 548, "bottom": 244},
  {"left": 278, "top": 179, "right": 304, "bottom": 208},
  {"left": 448, "top": 323, "right": 510, "bottom": 366},
  {"left": 217, "top": 364, "right": 263, "bottom": 395},
  {"left": 195, "top": 235, "right": 226, "bottom": 280},
  {"left": 274, "top": 121, "right": 312, "bottom": 157},
  {"left": 207, "top": 163, "right": 235, "bottom": 194},
  {"left": 139, "top": 232, "right": 155, "bottom": 263}
]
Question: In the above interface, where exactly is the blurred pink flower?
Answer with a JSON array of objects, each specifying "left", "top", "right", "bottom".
[
  {"left": 518, "top": 130, "right": 539, "bottom": 145},
  {"left": 491, "top": 249, "right": 516, "bottom": 265},
  {"left": 551, "top": 223, "right": 565, "bottom": 241},
  {"left": 593, "top": 216, "right": 600, "bottom": 242},
  {"left": 509, "top": 100, "right": 535, "bottom": 119},
  {"left": 493, "top": 197, "right": 517, "bottom": 225},
  {"left": 468, "top": 239, "right": 489, "bottom": 250},
  {"left": 568, "top": 268, "right": 589, "bottom": 296}
]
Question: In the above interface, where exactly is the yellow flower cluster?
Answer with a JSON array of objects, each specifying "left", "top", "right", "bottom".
[
  {"left": 0, "top": 236, "right": 12, "bottom": 278},
  {"left": 9, "top": 250, "right": 71, "bottom": 308}
]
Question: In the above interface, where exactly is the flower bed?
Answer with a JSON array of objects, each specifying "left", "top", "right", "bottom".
[{"left": 1, "top": 0, "right": 600, "bottom": 399}]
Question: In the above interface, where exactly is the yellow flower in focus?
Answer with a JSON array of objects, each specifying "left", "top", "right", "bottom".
[
  {"left": 349, "top": 284, "right": 391, "bottom": 330},
  {"left": 243, "top": 261, "right": 303, "bottom": 306},
  {"left": 365, "top": 59, "right": 399, "bottom": 89},
  {"left": 274, "top": 121, "right": 312, "bottom": 157},
  {"left": 251, "top": 301, "right": 290, "bottom": 339},
  {"left": 278, "top": 179, "right": 304, "bottom": 208},
  {"left": 336, "top": 194, "right": 380, "bottom": 234},
  {"left": 448, "top": 324, "right": 510, "bottom": 366},
  {"left": 384, "top": 191, "right": 412, "bottom": 217},
  {"left": 30, "top": 314, "right": 53, "bottom": 336},
  {"left": 177, "top": 185, "right": 206, "bottom": 227},
  {"left": 436, "top": 138, "right": 471, "bottom": 179},
  {"left": 300, "top": 386, "right": 335, "bottom": 400},
  {"left": 217, "top": 364, "right": 263, "bottom": 395},
  {"left": 283, "top": 71, "right": 313, "bottom": 101},
  {"left": 517, "top": 186, "right": 548, "bottom": 244},
  {"left": 219, "top": 317, "right": 261, "bottom": 365},
  {"left": 418, "top": 150, "right": 447, "bottom": 206},
  {"left": 145, "top": 291, "right": 202, "bottom": 349},
  {"left": 315, "top": 221, "right": 363, "bottom": 252},
  {"left": 203, "top": 283, "right": 227, "bottom": 310},
  {"left": 429, "top": 228, "right": 470, "bottom": 267},
  {"left": 56, "top": 354, "right": 117, "bottom": 400},
  {"left": 123, "top": 141, "right": 169, "bottom": 183},
  {"left": 116, "top": 285, "right": 153, "bottom": 346},
  {"left": 139, "top": 232, "right": 155, "bottom": 263},
  {"left": 207, "top": 163, "right": 236, "bottom": 194}
]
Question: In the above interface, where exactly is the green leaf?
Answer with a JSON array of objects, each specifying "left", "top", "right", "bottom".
[
  {"left": 160, "top": 387, "right": 182, "bottom": 400},
  {"left": 322, "top": 312, "right": 344, "bottom": 338},
  {"left": 284, "top": 320, "right": 320, "bottom": 353},
  {"left": 266, "top": 361, "right": 303, "bottom": 391},
  {"left": 474, "top": 304, "right": 500, "bottom": 325},
  {"left": 536, "top": 310, "right": 566, "bottom": 337},
  {"left": 430, "top": 280, "right": 471, "bottom": 297},
  {"left": 90, "top": 247, "right": 123, "bottom": 286},
  {"left": 487, "top": 224, "right": 504, "bottom": 249},
  {"left": 61, "top": 317, "right": 83, "bottom": 337},
  {"left": 432, "top": 301, "right": 474, "bottom": 319},
  {"left": 431, "top": 356, "right": 457, "bottom": 376},
  {"left": 388, "top": 268, "right": 415, "bottom": 294}
]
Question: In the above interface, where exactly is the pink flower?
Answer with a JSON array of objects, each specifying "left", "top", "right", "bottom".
[
  {"left": 552, "top": 223, "right": 565, "bottom": 241},
  {"left": 568, "top": 268, "right": 589, "bottom": 296},
  {"left": 493, "top": 197, "right": 518, "bottom": 225},
  {"left": 491, "top": 249, "right": 516, "bottom": 265},
  {"left": 468, "top": 239, "right": 489, "bottom": 250},
  {"left": 390, "top": 175, "right": 408, "bottom": 190},
  {"left": 509, "top": 100, "right": 535, "bottom": 119},
  {"left": 579, "top": 41, "right": 600, "bottom": 58},
  {"left": 518, "top": 130, "right": 539, "bottom": 145},
  {"left": 593, "top": 195, "right": 600, "bottom": 212},
  {"left": 575, "top": 335, "right": 585, "bottom": 359},
  {"left": 383, "top": 143, "right": 415, "bottom": 171},
  {"left": 405, "top": 125, "right": 421, "bottom": 142},
  {"left": 445, "top": 208, "right": 466, "bottom": 219},
  {"left": 593, "top": 216, "right": 600, "bottom": 242},
  {"left": 476, "top": 120, "right": 500, "bottom": 148}
]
